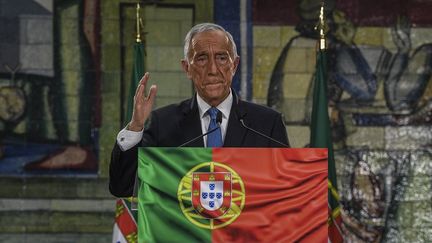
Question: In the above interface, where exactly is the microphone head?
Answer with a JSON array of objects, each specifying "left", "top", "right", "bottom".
[
  {"left": 216, "top": 110, "right": 222, "bottom": 124},
  {"left": 235, "top": 108, "right": 246, "bottom": 121}
]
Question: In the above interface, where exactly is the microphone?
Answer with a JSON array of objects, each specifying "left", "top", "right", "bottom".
[
  {"left": 236, "top": 110, "right": 289, "bottom": 148},
  {"left": 179, "top": 110, "right": 222, "bottom": 147}
]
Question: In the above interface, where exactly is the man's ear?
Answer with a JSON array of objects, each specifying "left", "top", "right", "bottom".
[
  {"left": 232, "top": 56, "right": 240, "bottom": 75},
  {"left": 181, "top": 59, "right": 192, "bottom": 79}
]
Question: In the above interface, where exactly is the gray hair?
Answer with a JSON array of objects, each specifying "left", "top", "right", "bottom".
[{"left": 183, "top": 23, "right": 238, "bottom": 62}]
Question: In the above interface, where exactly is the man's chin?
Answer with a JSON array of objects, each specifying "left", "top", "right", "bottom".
[{"left": 201, "top": 89, "right": 229, "bottom": 105}]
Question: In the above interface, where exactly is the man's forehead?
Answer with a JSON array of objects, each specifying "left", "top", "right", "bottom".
[{"left": 191, "top": 30, "right": 230, "bottom": 47}]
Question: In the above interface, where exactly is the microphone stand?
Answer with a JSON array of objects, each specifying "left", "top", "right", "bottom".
[
  {"left": 237, "top": 112, "right": 289, "bottom": 147},
  {"left": 179, "top": 110, "right": 223, "bottom": 147}
]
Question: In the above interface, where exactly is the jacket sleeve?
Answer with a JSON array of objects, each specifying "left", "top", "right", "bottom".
[
  {"left": 109, "top": 143, "right": 139, "bottom": 197},
  {"left": 109, "top": 112, "right": 159, "bottom": 197}
]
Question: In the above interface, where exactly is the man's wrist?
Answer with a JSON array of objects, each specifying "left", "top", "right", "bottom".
[{"left": 128, "top": 121, "right": 144, "bottom": 132}]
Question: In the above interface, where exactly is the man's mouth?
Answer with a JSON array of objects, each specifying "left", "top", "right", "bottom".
[{"left": 204, "top": 81, "right": 223, "bottom": 86}]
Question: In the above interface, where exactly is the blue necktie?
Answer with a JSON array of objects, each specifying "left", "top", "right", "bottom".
[{"left": 207, "top": 107, "right": 223, "bottom": 147}]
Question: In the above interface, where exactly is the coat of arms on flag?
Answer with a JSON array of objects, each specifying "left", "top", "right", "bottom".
[
  {"left": 192, "top": 172, "right": 232, "bottom": 218},
  {"left": 177, "top": 162, "right": 245, "bottom": 229}
]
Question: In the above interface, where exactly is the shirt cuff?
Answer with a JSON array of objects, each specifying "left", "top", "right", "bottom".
[{"left": 116, "top": 126, "right": 144, "bottom": 151}]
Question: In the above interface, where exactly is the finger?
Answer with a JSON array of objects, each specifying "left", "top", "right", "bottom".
[
  {"left": 145, "top": 85, "right": 157, "bottom": 110},
  {"left": 134, "top": 82, "right": 142, "bottom": 98},
  {"left": 135, "top": 82, "right": 146, "bottom": 101},
  {"left": 140, "top": 72, "right": 150, "bottom": 87},
  {"left": 146, "top": 85, "right": 158, "bottom": 103},
  {"left": 134, "top": 72, "right": 149, "bottom": 97}
]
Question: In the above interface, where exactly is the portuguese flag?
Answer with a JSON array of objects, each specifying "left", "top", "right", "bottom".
[
  {"left": 137, "top": 148, "right": 327, "bottom": 242},
  {"left": 310, "top": 35, "right": 344, "bottom": 243}
]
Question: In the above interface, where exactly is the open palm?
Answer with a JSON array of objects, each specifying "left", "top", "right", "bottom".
[{"left": 129, "top": 72, "right": 157, "bottom": 131}]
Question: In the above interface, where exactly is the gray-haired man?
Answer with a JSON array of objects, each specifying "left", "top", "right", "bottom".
[{"left": 109, "top": 23, "right": 289, "bottom": 197}]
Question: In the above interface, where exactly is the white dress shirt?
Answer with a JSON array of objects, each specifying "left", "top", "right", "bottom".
[
  {"left": 117, "top": 91, "right": 233, "bottom": 151},
  {"left": 196, "top": 90, "right": 232, "bottom": 147}
]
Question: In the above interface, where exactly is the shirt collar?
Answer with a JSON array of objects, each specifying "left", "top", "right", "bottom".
[{"left": 196, "top": 90, "right": 233, "bottom": 119}]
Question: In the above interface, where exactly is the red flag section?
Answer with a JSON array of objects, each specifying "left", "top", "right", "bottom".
[
  {"left": 114, "top": 199, "right": 137, "bottom": 242},
  {"left": 211, "top": 148, "right": 328, "bottom": 242}
]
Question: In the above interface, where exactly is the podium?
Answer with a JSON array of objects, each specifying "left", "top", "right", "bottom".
[{"left": 137, "top": 147, "right": 328, "bottom": 242}]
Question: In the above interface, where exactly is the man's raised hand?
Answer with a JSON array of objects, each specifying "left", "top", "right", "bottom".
[{"left": 128, "top": 72, "right": 157, "bottom": 131}]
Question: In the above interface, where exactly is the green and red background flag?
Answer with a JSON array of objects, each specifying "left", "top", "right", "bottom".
[
  {"left": 125, "top": 41, "right": 145, "bottom": 126},
  {"left": 138, "top": 147, "right": 328, "bottom": 242},
  {"left": 113, "top": 198, "right": 138, "bottom": 243},
  {"left": 309, "top": 43, "right": 344, "bottom": 242},
  {"left": 113, "top": 39, "right": 144, "bottom": 243}
]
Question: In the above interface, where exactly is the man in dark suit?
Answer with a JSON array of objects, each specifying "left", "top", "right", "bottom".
[{"left": 110, "top": 23, "right": 289, "bottom": 197}]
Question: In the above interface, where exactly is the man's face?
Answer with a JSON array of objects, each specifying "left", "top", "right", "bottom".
[{"left": 182, "top": 30, "right": 239, "bottom": 106}]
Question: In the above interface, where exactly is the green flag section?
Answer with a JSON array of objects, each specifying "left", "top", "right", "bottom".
[
  {"left": 113, "top": 41, "right": 144, "bottom": 243},
  {"left": 125, "top": 42, "right": 145, "bottom": 124},
  {"left": 138, "top": 148, "right": 328, "bottom": 243},
  {"left": 310, "top": 48, "right": 343, "bottom": 243}
]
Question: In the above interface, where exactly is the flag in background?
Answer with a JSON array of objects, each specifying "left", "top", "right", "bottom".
[
  {"left": 309, "top": 40, "right": 344, "bottom": 242},
  {"left": 125, "top": 42, "right": 145, "bottom": 125},
  {"left": 113, "top": 199, "right": 138, "bottom": 243},
  {"left": 112, "top": 40, "right": 144, "bottom": 243},
  {"left": 137, "top": 147, "right": 328, "bottom": 242}
]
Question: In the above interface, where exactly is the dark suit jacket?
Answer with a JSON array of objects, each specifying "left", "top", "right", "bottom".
[{"left": 109, "top": 92, "right": 289, "bottom": 197}]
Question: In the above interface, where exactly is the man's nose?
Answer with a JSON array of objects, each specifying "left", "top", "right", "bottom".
[{"left": 208, "top": 57, "right": 218, "bottom": 75}]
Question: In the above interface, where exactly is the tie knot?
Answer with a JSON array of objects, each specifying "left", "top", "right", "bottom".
[{"left": 207, "top": 107, "right": 219, "bottom": 120}]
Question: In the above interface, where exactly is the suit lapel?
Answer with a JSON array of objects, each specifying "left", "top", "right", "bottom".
[
  {"left": 224, "top": 92, "right": 248, "bottom": 147},
  {"left": 179, "top": 95, "right": 204, "bottom": 147}
]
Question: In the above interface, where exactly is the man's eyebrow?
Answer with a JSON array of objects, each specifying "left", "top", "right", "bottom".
[
  {"left": 194, "top": 50, "right": 208, "bottom": 55},
  {"left": 195, "top": 52, "right": 208, "bottom": 58}
]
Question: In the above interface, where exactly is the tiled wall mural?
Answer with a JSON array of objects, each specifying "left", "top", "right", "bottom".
[
  {"left": 0, "top": 0, "right": 101, "bottom": 175},
  {"left": 1, "top": 0, "right": 430, "bottom": 241},
  {"left": 253, "top": 0, "right": 432, "bottom": 241}
]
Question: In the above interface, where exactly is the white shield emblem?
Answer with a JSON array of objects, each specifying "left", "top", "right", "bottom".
[
  {"left": 200, "top": 181, "right": 224, "bottom": 211},
  {"left": 191, "top": 172, "right": 232, "bottom": 218}
]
